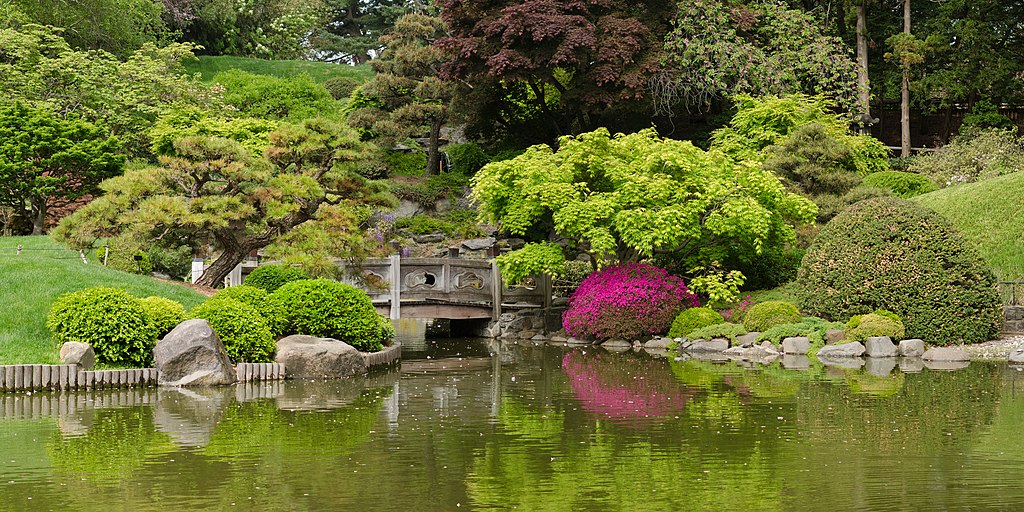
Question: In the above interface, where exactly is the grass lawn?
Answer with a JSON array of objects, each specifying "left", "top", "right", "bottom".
[
  {"left": 914, "top": 172, "right": 1024, "bottom": 282},
  {"left": 0, "top": 236, "right": 206, "bottom": 364},
  {"left": 184, "top": 55, "right": 374, "bottom": 84}
]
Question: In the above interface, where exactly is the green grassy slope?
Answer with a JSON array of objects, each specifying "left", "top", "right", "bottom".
[
  {"left": 914, "top": 172, "right": 1024, "bottom": 281},
  {"left": 0, "top": 236, "right": 206, "bottom": 364},
  {"left": 184, "top": 55, "right": 373, "bottom": 83}
]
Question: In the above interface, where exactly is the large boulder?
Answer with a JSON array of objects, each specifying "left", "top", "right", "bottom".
[
  {"left": 898, "top": 339, "right": 926, "bottom": 358},
  {"left": 922, "top": 347, "right": 970, "bottom": 362},
  {"left": 864, "top": 336, "right": 897, "bottom": 357},
  {"left": 154, "top": 319, "right": 237, "bottom": 386},
  {"left": 817, "top": 341, "right": 866, "bottom": 359},
  {"left": 59, "top": 342, "right": 95, "bottom": 369},
  {"left": 1009, "top": 345, "right": 1024, "bottom": 365},
  {"left": 781, "top": 336, "right": 810, "bottom": 355},
  {"left": 275, "top": 335, "right": 367, "bottom": 379}
]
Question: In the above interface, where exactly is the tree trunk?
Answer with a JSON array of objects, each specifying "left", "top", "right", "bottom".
[
  {"left": 856, "top": 2, "right": 871, "bottom": 133},
  {"left": 195, "top": 240, "right": 248, "bottom": 288},
  {"left": 30, "top": 198, "right": 47, "bottom": 235},
  {"left": 901, "top": 0, "right": 912, "bottom": 157},
  {"left": 425, "top": 119, "right": 442, "bottom": 175}
]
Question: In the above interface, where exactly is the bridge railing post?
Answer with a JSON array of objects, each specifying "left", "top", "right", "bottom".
[
  {"left": 491, "top": 259, "right": 502, "bottom": 320},
  {"left": 389, "top": 254, "right": 401, "bottom": 320}
]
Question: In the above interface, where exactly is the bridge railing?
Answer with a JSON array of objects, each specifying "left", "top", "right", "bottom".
[{"left": 339, "top": 256, "right": 550, "bottom": 319}]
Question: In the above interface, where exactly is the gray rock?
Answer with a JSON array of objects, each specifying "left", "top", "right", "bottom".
[
  {"left": 602, "top": 339, "right": 632, "bottom": 348},
  {"left": 413, "top": 233, "right": 444, "bottom": 244},
  {"left": 59, "top": 342, "right": 95, "bottom": 370},
  {"left": 723, "top": 345, "right": 778, "bottom": 363},
  {"left": 817, "top": 341, "right": 866, "bottom": 358},
  {"left": 922, "top": 359, "right": 970, "bottom": 371},
  {"left": 505, "top": 238, "right": 527, "bottom": 250},
  {"left": 154, "top": 319, "right": 237, "bottom": 386},
  {"left": 864, "top": 336, "right": 897, "bottom": 358},
  {"left": 685, "top": 338, "right": 729, "bottom": 353},
  {"left": 781, "top": 354, "right": 811, "bottom": 370},
  {"left": 275, "top": 335, "right": 367, "bottom": 379},
  {"left": 1010, "top": 345, "right": 1024, "bottom": 364},
  {"left": 820, "top": 356, "right": 864, "bottom": 370},
  {"left": 781, "top": 336, "right": 810, "bottom": 355},
  {"left": 518, "top": 331, "right": 537, "bottom": 340},
  {"left": 826, "top": 329, "right": 847, "bottom": 345},
  {"left": 900, "top": 357, "right": 924, "bottom": 373},
  {"left": 531, "top": 334, "right": 548, "bottom": 341},
  {"left": 461, "top": 237, "right": 496, "bottom": 251},
  {"left": 550, "top": 335, "right": 569, "bottom": 343},
  {"left": 922, "top": 347, "right": 970, "bottom": 362},
  {"left": 566, "top": 337, "right": 591, "bottom": 345},
  {"left": 898, "top": 339, "right": 926, "bottom": 358},
  {"left": 865, "top": 357, "right": 896, "bottom": 377},
  {"left": 644, "top": 338, "right": 672, "bottom": 350},
  {"left": 759, "top": 341, "right": 779, "bottom": 353},
  {"left": 735, "top": 332, "right": 760, "bottom": 348}
]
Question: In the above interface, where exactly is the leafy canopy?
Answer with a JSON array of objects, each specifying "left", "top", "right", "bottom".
[{"left": 472, "top": 127, "right": 817, "bottom": 274}]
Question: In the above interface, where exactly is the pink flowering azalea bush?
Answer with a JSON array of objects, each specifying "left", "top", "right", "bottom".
[{"left": 562, "top": 263, "right": 700, "bottom": 339}]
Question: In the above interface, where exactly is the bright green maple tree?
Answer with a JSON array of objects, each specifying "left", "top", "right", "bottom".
[{"left": 472, "top": 128, "right": 818, "bottom": 282}]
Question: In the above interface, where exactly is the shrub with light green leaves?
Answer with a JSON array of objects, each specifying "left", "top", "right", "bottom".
[
  {"left": 861, "top": 171, "right": 937, "bottom": 198},
  {"left": 743, "top": 301, "right": 802, "bottom": 332},
  {"left": 796, "top": 197, "right": 1001, "bottom": 345},
  {"left": 910, "top": 128, "right": 1024, "bottom": 186},
  {"left": 271, "top": 279, "right": 391, "bottom": 352},
  {"left": 756, "top": 317, "right": 844, "bottom": 348},
  {"left": 669, "top": 308, "right": 724, "bottom": 339},
  {"left": 244, "top": 264, "right": 310, "bottom": 293},
  {"left": 845, "top": 312, "right": 905, "bottom": 343},
  {"left": 138, "top": 296, "right": 185, "bottom": 339},
  {"left": 210, "top": 285, "right": 286, "bottom": 336},
  {"left": 190, "top": 298, "right": 276, "bottom": 363},
  {"left": 47, "top": 287, "right": 153, "bottom": 367}
]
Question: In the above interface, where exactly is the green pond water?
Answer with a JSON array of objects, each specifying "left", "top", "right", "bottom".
[{"left": 3, "top": 334, "right": 1024, "bottom": 511}]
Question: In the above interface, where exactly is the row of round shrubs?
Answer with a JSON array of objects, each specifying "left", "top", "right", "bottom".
[{"left": 47, "top": 265, "right": 394, "bottom": 367}]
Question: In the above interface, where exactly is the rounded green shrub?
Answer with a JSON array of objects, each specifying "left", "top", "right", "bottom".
[
  {"left": 138, "top": 296, "right": 186, "bottom": 339},
  {"left": 190, "top": 298, "right": 275, "bottom": 363},
  {"left": 861, "top": 171, "right": 938, "bottom": 198},
  {"left": 845, "top": 312, "right": 905, "bottom": 343},
  {"left": 669, "top": 308, "right": 724, "bottom": 338},
  {"left": 271, "top": 279, "right": 391, "bottom": 351},
  {"left": 244, "top": 264, "right": 310, "bottom": 293},
  {"left": 686, "top": 322, "right": 748, "bottom": 343},
  {"left": 211, "top": 285, "right": 286, "bottom": 336},
  {"left": 796, "top": 197, "right": 1001, "bottom": 345},
  {"left": 743, "top": 301, "right": 802, "bottom": 332},
  {"left": 323, "top": 76, "right": 360, "bottom": 100},
  {"left": 47, "top": 287, "right": 153, "bottom": 367}
]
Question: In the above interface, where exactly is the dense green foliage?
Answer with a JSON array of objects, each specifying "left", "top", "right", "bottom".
[
  {"left": 668, "top": 308, "right": 724, "bottom": 339},
  {"left": 213, "top": 69, "right": 338, "bottom": 120},
  {"left": 755, "top": 317, "right": 842, "bottom": 348},
  {"left": 244, "top": 264, "right": 311, "bottom": 293},
  {"left": 861, "top": 171, "right": 937, "bottom": 198},
  {"left": 444, "top": 143, "right": 491, "bottom": 175},
  {"left": 0, "top": 103, "right": 124, "bottom": 233},
  {"left": 324, "top": 76, "right": 360, "bottom": 100},
  {"left": 910, "top": 129, "right": 1024, "bottom": 187},
  {"left": 495, "top": 243, "right": 565, "bottom": 286},
  {"left": 210, "top": 285, "right": 286, "bottom": 336},
  {"left": 472, "top": 128, "right": 816, "bottom": 273},
  {"left": 686, "top": 322, "right": 747, "bottom": 343},
  {"left": 148, "top": 107, "right": 278, "bottom": 156},
  {"left": 271, "top": 279, "right": 392, "bottom": 352},
  {"left": 914, "top": 171, "right": 1024, "bottom": 281},
  {"left": 95, "top": 241, "right": 152, "bottom": 275},
  {"left": 743, "top": 300, "right": 803, "bottom": 333},
  {"left": 46, "top": 287, "right": 154, "bottom": 367},
  {"left": 138, "top": 296, "right": 186, "bottom": 339},
  {"left": 796, "top": 197, "right": 1001, "bottom": 345},
  {"left": 845, "top": 312, "right": 906, "bottom": 343},
  {"left": 393, "top": 211, "right": 482, "bottom": 239},
  {"left": 190, "top": 298, "right": 276, "bottom": 363}
]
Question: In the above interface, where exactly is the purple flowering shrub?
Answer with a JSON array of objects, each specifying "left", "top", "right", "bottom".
[{"left": 562, "top": 263, "right": 700, "bottom": 339}]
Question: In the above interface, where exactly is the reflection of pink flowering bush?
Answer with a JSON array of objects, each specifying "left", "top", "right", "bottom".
[
  {"left": 562, "top": 263, "right": 699, "bottom": 339},
  {"left": 562, "top": 351, "right": 694, "bottom": 427}
]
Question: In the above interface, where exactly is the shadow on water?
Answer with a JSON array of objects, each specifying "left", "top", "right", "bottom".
[{"left": 2, "top": 332, "right": 1024, "bottom": 511}]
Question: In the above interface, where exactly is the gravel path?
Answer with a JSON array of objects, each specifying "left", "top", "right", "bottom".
[{"left": 959, "top": 333, "right": 1023, "bottom": 361}]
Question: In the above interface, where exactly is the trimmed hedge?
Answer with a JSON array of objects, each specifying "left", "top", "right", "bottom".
[
  {"left": 211, "top": 285, "right": 286, "bottom": 336},
  {"left": 47, "top": 287, "right": 153, "bottom": 367},
  {"left": 861, "top": 171, "right": 937, "bottom": 198},
  {"left": 272, "top": 279, "right": 392, "bottom": 352},
  {"left": 743, "top": 301, "right": 802, "bottom": 332},
  {"left": 845, "top": 312, "right": 905, "bottom": 343},
  {"left": 139, "top": 296, "right": 186, "bottom": 339},
  {"left": 796, "top": 197, "right": 1001, "bottom": 345},
  {"left": 244, "top": 264, "right": 310, "bottom": 293},
  {"left": 190, "top": 298, "right": 276, "bottom": 363},
  {"left": 669, "top": 307, "right": 724, "bottom": 339}
]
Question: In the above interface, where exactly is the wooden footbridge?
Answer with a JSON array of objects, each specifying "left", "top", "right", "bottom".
[{"left": 342, "top": 256, "right": 551, "bottom": 320}]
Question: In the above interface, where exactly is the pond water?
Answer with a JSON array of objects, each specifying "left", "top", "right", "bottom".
[{"left": 3, "top": 331, "right": 1024, "bottom": 511}]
